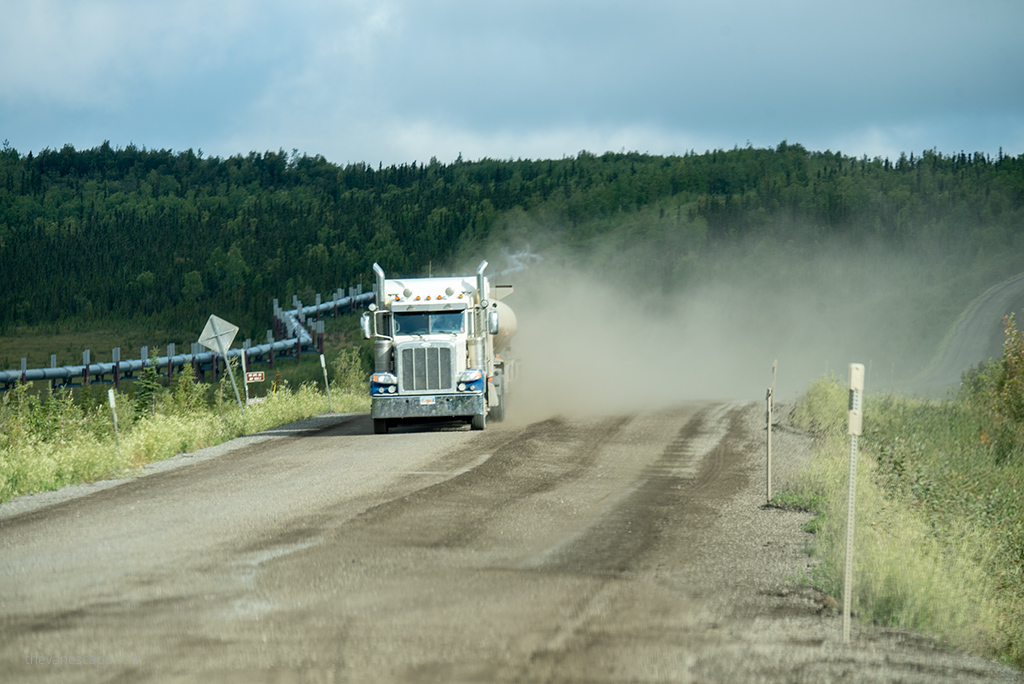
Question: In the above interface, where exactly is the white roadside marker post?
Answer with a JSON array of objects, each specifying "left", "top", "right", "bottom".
[
  {"left": 766, "top": 359, "right": 777, "bottom": 504},
  {"left": 242, "top": 349, "right": 250, "bottom": 407},
  {"left": 843, "top": 362, "right": 865, "bottom": 644},
  {"left": 320, "top": 354, "right": 333, "bottom": 412},
  {"left": 108, "top": 389, "right": 121, "bottom": 462}
]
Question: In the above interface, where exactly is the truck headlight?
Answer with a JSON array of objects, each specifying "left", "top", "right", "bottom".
[
  {"left": 457, "top": 369, "right": 483, "bottom": 382},
  {"left": 456, "top": 369, "right": 484, "bottom": 392},
  {"left": 370, "top": 372, "right": 398, "bottom": 395}
]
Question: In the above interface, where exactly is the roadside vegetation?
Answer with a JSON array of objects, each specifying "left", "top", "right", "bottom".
[
  {"left": 785, "top": 316, "right": 1024, "bottom": 666},
  {"left": 0, "top": 346, "right": 369, "bottom": 504}
]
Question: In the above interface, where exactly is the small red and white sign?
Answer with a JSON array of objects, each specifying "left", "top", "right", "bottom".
[{"left": 245, "top": 371, "right": 265, "bottom": 383}]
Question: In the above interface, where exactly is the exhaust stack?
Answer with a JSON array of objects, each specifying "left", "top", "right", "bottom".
[
  {"left": 373, "top": 263, "right": 386, "bottom": 307},
  {"left": 469, "top": 261, "right": 490, "bottom": 369},
  {"left": 476, "top": 260, "right": 489, "bottom": 306}
]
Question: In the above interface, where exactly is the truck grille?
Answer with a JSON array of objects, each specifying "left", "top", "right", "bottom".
[{"left": 399, "top": 344, "right": 454, "bottom": 392}]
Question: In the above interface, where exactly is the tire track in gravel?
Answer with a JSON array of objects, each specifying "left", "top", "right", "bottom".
[
  {"left": 328, "top": 415, "right": 633, "bottom": 550},
  {"left": 508, "top": 402, "right": 747, "bottom": 679},
  {"left": 523, "top": 402, "right": 744, "bottom": 577}
]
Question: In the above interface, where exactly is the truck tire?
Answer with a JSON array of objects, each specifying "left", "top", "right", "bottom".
[
  {"left": 471, "top": 412, "right": 486, "bottom": 431},
  {"left": 373, "top": 418, "right": 388, "bottom": 435}
]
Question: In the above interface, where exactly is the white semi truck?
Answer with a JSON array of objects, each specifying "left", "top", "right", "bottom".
[{"left": 360, "top": 261, "right": 516, "bottom": 434}]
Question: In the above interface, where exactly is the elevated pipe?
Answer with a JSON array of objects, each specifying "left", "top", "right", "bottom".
[{"left": 0, "top": 291, "right": 376, "bottom": 389}]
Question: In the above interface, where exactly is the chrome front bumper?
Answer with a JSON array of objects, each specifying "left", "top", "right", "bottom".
[{"left": 371, "top": 393, "right": 485, "bottom": 420}]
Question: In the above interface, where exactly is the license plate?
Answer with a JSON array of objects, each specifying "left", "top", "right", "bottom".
[{"left": 419, "top": 396, "right": 436, "bottom": 405}]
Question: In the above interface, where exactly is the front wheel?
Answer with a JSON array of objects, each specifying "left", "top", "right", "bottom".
[
  {"left": 373, "top": 418, "right": 388, "bottom": 435},
  {"left": 470, "top": 412, "right": 486, "bottom": 431}
]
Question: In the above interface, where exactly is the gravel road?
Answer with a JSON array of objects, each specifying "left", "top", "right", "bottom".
[
  {"left": 1, "top": 403, "right": 1020, "bottom": 682},
  {"left": 911, "top": 271, "right": 1024, "bottom": 396}
]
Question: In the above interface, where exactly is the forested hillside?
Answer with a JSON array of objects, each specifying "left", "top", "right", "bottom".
[{"left": 1, "top": 140, "right": 1023, "bottom": 343}]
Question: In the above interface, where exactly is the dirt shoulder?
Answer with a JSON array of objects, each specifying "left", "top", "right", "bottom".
[{"left": 692, "top": 402, "right": 1022, "bottom": 683}]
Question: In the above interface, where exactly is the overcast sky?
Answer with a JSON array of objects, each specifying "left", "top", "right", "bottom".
[{"left": 2, "top": 0, "right": 1022, "bottom": 166}]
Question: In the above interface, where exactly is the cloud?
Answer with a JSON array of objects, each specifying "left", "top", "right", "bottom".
[
  {"left": 3, "top": 0, "right": 1022, "bottom": 162},
  {"left": 0, "top": 0, "right": 270, "bottom": 108},
  {"left": 228, "top": 0, "right": 1024, "bottom": 163}
]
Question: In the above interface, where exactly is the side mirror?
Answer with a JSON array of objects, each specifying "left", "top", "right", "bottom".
[
  {"left": 488, "top": 309, "right": 500, "bottom": 335},
  {"left": 360, "top": 313, "right": 373, "bottom": 339}
]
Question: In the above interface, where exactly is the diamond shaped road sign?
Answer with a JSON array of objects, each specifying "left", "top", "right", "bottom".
[
  {"left": 198, "top": 314, "right": 239, "bottom": 354},
  {"left": 199, "top": 314, "right": 246, "bottom": 418}
]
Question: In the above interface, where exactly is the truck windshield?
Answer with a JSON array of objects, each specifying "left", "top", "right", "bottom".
[{"left": 394, "top": 311, "right": 464, "bottom": 335}]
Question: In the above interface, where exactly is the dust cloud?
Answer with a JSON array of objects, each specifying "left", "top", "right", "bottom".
[{"left": 489, "top": 241, "right": 940, "bottom": 423}]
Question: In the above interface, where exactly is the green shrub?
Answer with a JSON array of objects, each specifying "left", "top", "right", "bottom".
[
  {"left": 331, "top": 346, "right": 368, "bottom": 395},
  {"left": 960, "top": 314, "right": 1024, "bottom": 465},
  {"left": 790, "top": 374, "right": 847, "bottom": 435},
  {"left": 172, "top": 361, "right": 208, "bottom": 414},
  {"left": 133, "top": 355, "right": 165, "bottom": 419}
]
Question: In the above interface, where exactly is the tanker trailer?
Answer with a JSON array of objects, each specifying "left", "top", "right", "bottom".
[{"left": 360, "top": 261, "right": 516, "bottom": 434}]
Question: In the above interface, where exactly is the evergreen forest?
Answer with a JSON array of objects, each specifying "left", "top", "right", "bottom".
[{"left": 2, "top": 139, "right": 1023, "bottom": 355}]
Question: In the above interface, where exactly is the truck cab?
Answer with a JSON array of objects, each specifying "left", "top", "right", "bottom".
[{"left": 360, "top": 261, "right": 515, "bottom": 434}]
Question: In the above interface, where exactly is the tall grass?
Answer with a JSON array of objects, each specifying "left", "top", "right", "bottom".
[
  {"left": 0, "top": 348, "right": 370, "bottom": 503},
  {"left": 789, "top": 369, "right": 1024, "bottom": 665}
]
